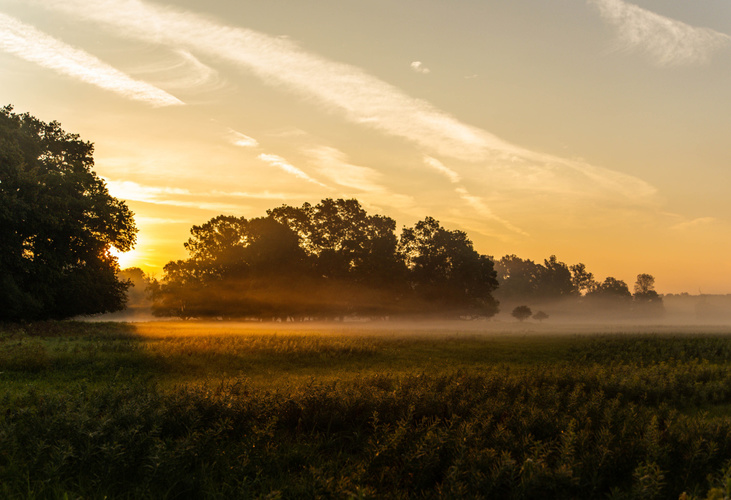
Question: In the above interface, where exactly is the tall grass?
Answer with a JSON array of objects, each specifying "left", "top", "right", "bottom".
[{"left": 2, "top": 321, "right": 731, "bottom": 498}]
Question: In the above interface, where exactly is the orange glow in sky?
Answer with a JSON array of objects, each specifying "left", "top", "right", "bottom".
[{"left": 2, "top": 0, "right": 730, "bottom": 293}]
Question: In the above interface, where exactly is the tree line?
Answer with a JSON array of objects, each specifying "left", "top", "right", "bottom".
[
  {"left": 495, "top": 255, "right": 662, "bottom": 307},
  {"left": 0, "top": 106, "right": 661, "bottom": 321},
  {"left": 148, "top": 199, "right": 662, "bottom": 321},
  {"left": 150, "top": 199, "right": 500, "bottom": 320}
]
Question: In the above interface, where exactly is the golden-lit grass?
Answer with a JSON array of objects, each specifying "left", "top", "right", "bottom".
[
  {"left": 1, "top": 320, "right": 608, "bottom": 391},
  {"left": 125, "top": 321, "right": 593, "bottom": 389},
  {"left": 6, "top": 321, "right": 731, "bottom": 498}
]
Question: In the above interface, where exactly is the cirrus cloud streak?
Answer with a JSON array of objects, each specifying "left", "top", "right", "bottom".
[
  {"left": 0, "top": 12, "right": 182, "bottom": 106},
  {"left": 590, "top": 0, "right": 731, "bottom": 66},
  {"left": 32, "top": 0, "right": 551, "bottom": 163},
  {"left": 28, "top": 0, "right": 664, "bottom": 232}
]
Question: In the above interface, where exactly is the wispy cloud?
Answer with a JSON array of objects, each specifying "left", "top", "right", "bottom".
[
  {"left": 257, "top": 153, "right": 328, "bottom": 188},
  {"left": 306, "top": 146, "right": 414, "bottom": 208},
  {"left": 424, "top": 156, "right": 461, "bottom": 184},
  {"left": 104, "top": 180, "right": 297, "bottom": 203},
  {"left": 590, "top": 0, "right": 731, "bottom": 66},
  {"left": 0, "top": 12, "right": 182, "bottom": 106},
  {"left": 227, "top": 128, "right": 259, "bottom": 148},
  {"left": 103, "top": 179, "right": 244, "bottom": 211},
  {"left": 131, "top": 49, "right": 221, "bottom": 91},
  {"left": 33, "top": 0, "right": 531, "bottom": 162},
  {"left": 410, "top": 61, "right": 430, "bottom": 74},
  {"left": 36, "top": 0, "right": 660, "bottom": 216},
  {"left": 455, "top": 188, "right": 527, "bottom": 236},
  {"left": 670, "top": 216, "right": 717, "bottom": 232},
  {"left": 307, "top": 146, "right": 384, "bottom": 192},
  {"left": 103, "top": 179, "right": 191, "bottom": 202},
  {"left": 210, "top": 189, "right": 302, "bottom": 200}
]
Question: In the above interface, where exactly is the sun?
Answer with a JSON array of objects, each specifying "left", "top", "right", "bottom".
[{"left": 109, "top": 246, "right": 139, "bottom": 270}]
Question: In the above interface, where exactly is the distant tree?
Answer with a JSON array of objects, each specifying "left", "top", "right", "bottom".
[
  {"left": 539, "top": 255, "right": 577, "bottom": 298},
  {"left": 633, "top": 274, "right": 657, "bottom": 297},
  {"left": 496, "top": 255, "right": 577, "bottom": 300},
  {"left": 633, "top": 273, "right": 663, "bottom": 314},
  {"left": 269, "top": 199, "right": 404, "bottom": 288},
  {"left": 533, "top": 310, "right": 549, "bottom": 322},
  {"left": 512, "top": 305, "right": 532, "bottom": 322},
  {"left": 151, "top": 215, "right": 309, "bottom": 319},
  {"left": 269, "top": 199, "right": 406, "bottom": 316},
  {"left": 398, "top": 217, "right": 499, "bottom": 317},
  {"left": 495, "top": 255, "right": 543, "bottom": 300},
  {"left": 153, "top": 201, "right": 414, "bottom": 320},
  {"left": 181, "top": 215, "right": 251, "bottom": 280},
  {"left": 570, "top": 263, "right": 597, "bottom": 295},
  {"left": 0, "top": 105, "right": 137, "bottom": 320},
  {"left": 587, "top": 277, "right": 632, "bottom": 299},
  {"left": 585, "top": 277, "right": 632, "bottom": 312}
]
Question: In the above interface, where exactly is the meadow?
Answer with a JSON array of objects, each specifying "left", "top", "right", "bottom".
[{"left": 3, "top": 321, "right": 731, "bottom": 499}]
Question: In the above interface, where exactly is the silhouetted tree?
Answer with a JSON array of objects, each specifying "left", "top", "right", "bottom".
[
  {"left": 398, "top": 217, "right": 499, "bottom": 317},
  {"left": 496, "top": 255, "right": 577, "bottom": 300},
  {"left": 512, "top": 305, "right": 532, "bottom": 322},
  {"left": 585, "top": 277, "right": 632, "bottom": 312},
  {"left": 570, "top": 263, "right": 597, "bottom": 295},
  {"left": 633, "top": 273, "right": 663, "bottom": 315},
  {"left": 540, "top": 255, "right": 577, "bottom": 298},
  {"left": 633, "top": 273, "right": 657, "bottom": 297},
  {"left": 152, "top": 201, "right": 418, "bottom": 320},
  {"left": 533, "top": 310, "right": 549, "bottom": 322},
  {"left": 587, "top": 277, "right": 632, "bottom": 299},
  {"left": 269, "top": 200, "right": 403, "bottom": 280},
  {"left": 0, "top": 105, "right": 137, "bottom": 320},
  {"left": 269, "top": 199, "right": 406, "bottom": 316},
  {"left": 151, "top": 216, "right": 310, "bottom": 319},
  {"left": 495, "top": 255, "right": 543, "bottom": 300}
]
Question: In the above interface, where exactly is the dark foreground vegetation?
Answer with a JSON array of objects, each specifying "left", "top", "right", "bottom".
[{"left": 3, "top": 322, "right": 731, "bottom": 499}]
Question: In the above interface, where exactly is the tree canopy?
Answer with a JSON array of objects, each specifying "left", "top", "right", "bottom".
[
  {"left": 150, "top": 198, "right": 667, "bottom": 321},
  {"left": 398, "top": 217, "right": 498, "bottom": 317},
  {"left": 0, "top": 106, "right": 137, "bottom": 320},
  {"left": 151, "top": 215, "right": 311, "bottom": 319},
  {"left": 511, "top": 305, "right": 532, "bottom": 322},
  {"left": 586, "top": 277, "right": 632, "bottom": 300},
  {"left": 495, "top": 254, "right": 577, "bottom": 301},
  {"left": 632, "top": 273, "right": 663, "bottom": 314},
  {"left": 152, "top": 201, "right": 499, "bottom": 320},
  {"left": 268, "top": 198, "right": 402, "bottom": 288}
]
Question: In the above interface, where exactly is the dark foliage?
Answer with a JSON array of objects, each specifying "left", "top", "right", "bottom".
[
  {"left": 152, "top": 200, "right": 499, "bottom": 319},
  {"left": 0, "top": 106, "right": 137, "bottom": 320},
  {"left": 5, "top": 327, "right": 731, "bottom": 498},
  {"left": 511, "top": 305, "right": 532, "bottom": 321},
  {"left": 495, "top": 254, "right": 577, "bottom": 301},
  {"left": 533, "top": 310, "right": 549, "bottom": 322},
  {"left": 633, "top": 273, "right": 664, "bottom": 316},
  {"left": 398, "top": 216, "right": 499, "bottom": 317}
]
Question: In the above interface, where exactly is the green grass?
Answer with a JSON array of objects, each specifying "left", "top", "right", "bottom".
[{"left": 3, "top": 321, "right": 731, "bottom": 498}]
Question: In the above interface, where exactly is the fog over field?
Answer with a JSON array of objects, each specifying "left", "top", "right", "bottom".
[
  {"left": 94, "top": 293, "right": 731, "bottom": 337},
  {"left": 4, "top": 1, "right": 731, "bottom": 497}
]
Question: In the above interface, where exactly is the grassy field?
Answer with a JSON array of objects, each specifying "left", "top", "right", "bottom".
[{"left": 3, "top": 321, "right": 731, "bottom": 499}]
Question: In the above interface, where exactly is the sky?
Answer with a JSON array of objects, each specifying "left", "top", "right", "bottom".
[{"left": 1, "top": 0, "right": 730, "bottom": 294}]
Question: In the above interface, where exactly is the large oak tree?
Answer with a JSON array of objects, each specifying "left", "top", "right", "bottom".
[{"left": 0, "top": 106, "right": 137, "bottom": 320}]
